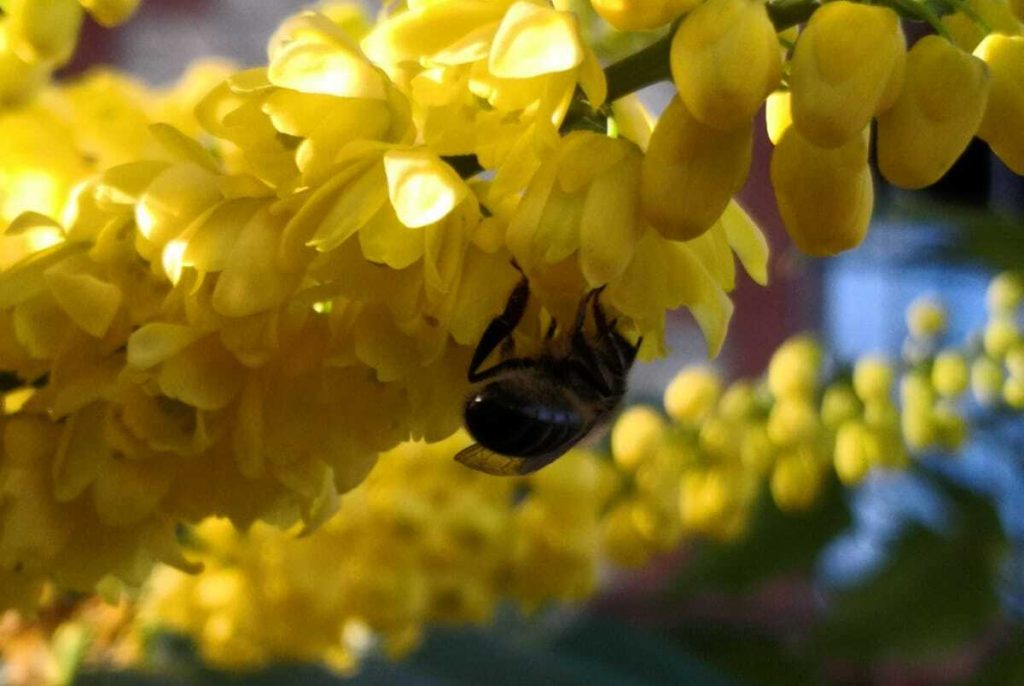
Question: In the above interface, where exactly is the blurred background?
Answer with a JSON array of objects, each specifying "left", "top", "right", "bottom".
[{"left": 3, "top": 1, "right": 1023, "bottom": 684}]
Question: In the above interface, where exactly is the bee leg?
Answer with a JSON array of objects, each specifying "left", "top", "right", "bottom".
[
  {"left": 467, "top": 277, "right": 530, "bottom": 383},
  {"left": 591, "top": 291, "right": 641, "bottom": 374}
]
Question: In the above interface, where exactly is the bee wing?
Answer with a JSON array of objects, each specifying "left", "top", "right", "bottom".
[{"left": 454, "top": 443, "right": 560, "bottom": 476}]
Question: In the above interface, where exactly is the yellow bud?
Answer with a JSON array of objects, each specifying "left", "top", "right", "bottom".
[
  {"left": 79, "top": 0, "right": 141, "bottom": 27},
  {"left": 853, "top": 356, "right": 894, "bottom": 403},
  {"left": 771, "top": 121, "right": 873, "bottom": 257},
  {"left": 821, "top": 383, "right": 861, "bottom": 431},
  {"left": 789, "top": 1, "right": 906, "bottom": 148},
  {"left": 901, "top": 371, "right": 935, "bottom": 407},
  {"left": 943, "top": 0, "right": 1022, "bottom": 52},
  {"left": 834, "top": 421, "right": 875, "bottom": 484},
  {"left": 5, "top": 0, "right": 84, "bottom": 64},
  {"left": 664, "top": 365, "right": 722, "bottom": 424},
  {"left": 765, "top": 90, "right": 792, "bottom": 145},
  {"left": 591, "top": 0, "right": 697, "bottom": 31},
  {"left": 877, "top": 36, "right": 990, "bottom": 189},
  {"left": 0, "top": 26, "right": 48, "bottom": 106},
  {"left": 863, "top": 399, "right": 899, "bottom": 433},
  {"left": 770, "top": 449, "right": 823, "bottom": 512},
  {"left": 767, "top": 335, "right": 822, "bottom": 399},
  {"left": 1005, "top": 377, "right": 1024, "bottom": 408},
  {"left": 984, "top": 317, "right": 1021, "bottom": 358},
  {"left": 766, "top": 399, "right": 819, "bottom": 447},
  {"left": 1007, "top": 344, "right": 1024, "bottom": 378},
  {"left": 931, "top": 350, "right": 969, "bottom": 398},
  {"left": 986, "top": 271, "right": 1024, "bottom": 314},
  {"left": 719, "top": 380, "right": 758, "bottom": 421},
  {"left": 699, "top": 416, "right": 739, "bottom": 461},
  {"left": 971, "top": 356, "right": 1005, "bottom": 405},
  {"left": 902, "top": 404, "right": 936, "bottom": 451},
  {"left": 611, "top": 406, "right": 666, "bottom": 471},
  {"left": 670, "top": 0, "right": 782, "bottom": 130},
  {"left": 905, "top": 295, "right": 947, "bottom": 339},
  {"left": 975, "top": 34, "right": 1024, "bottom": 174},
  {"left": 641, "top": 95, "right": 752, "bottom": 241},
  {"left": 601, "top": 502, "right": 653, "bottom": 568},
  {"left": 740, "top": 424, "right": 774, "bottom": 474},
  {"left": 933, "top": 403, "right": 967, "bottom": 450}
]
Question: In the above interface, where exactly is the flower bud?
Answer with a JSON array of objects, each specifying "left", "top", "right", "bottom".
[
  {"left": 789, "top": 1, "right": 905, "bottom": 148},
  {"left": 974, "top": 34, "right": 1024, "bottom": 174},
  {"left": 1005, "top": 377, "right": 1024, "bottom": 409},
  {"left": 611, "top": 406, "right": 666, "bottom": 471},
  {"left": 853, "top": 356, "right": 893, "bottom": 403},
  {"left": 771, "top": 120, "right": 873, "bottom": 256},
  {"left": 986, "top": 271, "right": 1024, "bottom": 314},
  {"left": 943, "top": 0, "right": 1021, "bottom": 53},
  {"left": 877, "top": 36, "right": 990, "bottom": 189},
  {"left": 834, "top": 421, "right": 876, "bottom": 484},
  {"left": 770, "top": 448, "right": 823, "bottom": 511},
  {"left": 664, "top": 365, "right": 721, "bottom": 424},
  {"left": 591, "top": 0, "right": 697, "bottom": 32},
  {"left": 905, "top": 295, "right": 947, "bottom": 339},
  {"left": 984, "top": 317, "right": 1021, "bottom": 358},
  {"left": 767, "top": 398, "right": 819, "bottom": 447},
  {"left": 79, "top": 0, "right": 142, "bottom": 27},
  {"left": 821, "top": 384, "right": 860, "bottom": 431},
  {"left": 670, "top": 0, "right": 782, "bottom": 130},
  {"left": 767, "top": 335, "right": 822, "bottom": 399},
  {"left": 932, "top": 350, "right": 969, "bottom": 398},
  {"left": 971, "top": 356, "right": 1005, "bottom": 405},
  {"left": 5, "top": 0, "right": 84, "bottom": 65},
  {"left": 641, "top": 95, "right": 752, "bottom": 241}
]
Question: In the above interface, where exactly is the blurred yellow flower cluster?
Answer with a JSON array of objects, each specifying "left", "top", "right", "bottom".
[
  {"left": 604, "top": 271, "right": 1024, "bottom": 567},
  {"left": 140, "top": 433, "right": 616, "bottom": 672},
  {"left": 0, "top": 0, "right": 141, "bottom": 105}
]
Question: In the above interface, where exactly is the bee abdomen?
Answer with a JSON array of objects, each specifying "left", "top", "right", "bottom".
[{"left": 464, "top": 391, "right": 586, "bottom": 459}]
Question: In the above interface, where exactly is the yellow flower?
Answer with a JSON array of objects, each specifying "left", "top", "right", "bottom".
[
  {"left": 670, "top": 0, "right": 782, "bottom": 131},
  {"left": 876, "top": 36, "right": 990, "bottom": 189},
  {"left": 987, "top": 271, "right": 1024, "bottom": 314},
  {"left": 983, "top": 317, "right": 1021, "bottom": 358},
  {"left": 4, "top": 0, "right": 84, "bottom": 65},
  {"left": 770, "top": 447, "right": 823, "bottom": 512},
  {"left": 932, "top": 350, "right": 969, "bottom": 398},
  {"left": 853, "top": 355, "right": 894, "bottom": 403},
  {"left": 789, "top": 1, "right": 905, "bottom": 148},
  {"left": 942, "top": 0, "right": 1021, "bottom": 53},
  {"left": 507, "top": 131, "right": 644, "bottom": 288},
  {"left": 834, "top": 420, "right": 876, "bottom": 484},
  {"left": 771, "top": 94, "right": 873, "bottom": 256},
  {"left": 591, "top": 0, "right": 697, "bottom": 31},
  {"left": 971, "top": 355, "right": 1005, "bottom": 405},
  {"left": 905, "top": 295, "right": 947, "bottom": 339},
  {"left": 664, "top": 365, "right": 721, "bottom": 424},
  {"left": 79, "top": 0, "right": 142, "bottom": 27},
  {"left": 641, "top": 95, "right": 752, "bottom": 241},
  {"left": 767, "top": 334, "right": 822, "bottom": 400},
  {"left": 975, "top": 34, "right": 1024, "bottom": 174},
  {"left": 611, "top": 405, "right": 667, "bottom": 471},
  {"left": 0, "top": 22, "right": 48, "bottom": 106},
  {"left": 821, "top": 383, "right": 860, "bottom": 431}
]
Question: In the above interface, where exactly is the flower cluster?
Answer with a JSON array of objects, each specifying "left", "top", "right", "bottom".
[
  {"left": 0, "top": 0, "right": 1019, "bottom": 614},
  {"left": 0, "top": 0, "right": 770, "bottom": 611},
  {"left": 604, "top": 271, "right": 1024, "bottom": 565},
  {"left": 0, "top": 0, "right": 141, "bottom": 105},
  {"left": 139, "top": 433, "right": 615, "bottom": 671},
  {"left": 621, "top": 0, "right": 1023, "bottom": 255}
]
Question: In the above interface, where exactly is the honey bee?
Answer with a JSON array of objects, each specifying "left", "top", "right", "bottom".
[{"left": 455, "top": 277, "right": 640, "bottom": 476}]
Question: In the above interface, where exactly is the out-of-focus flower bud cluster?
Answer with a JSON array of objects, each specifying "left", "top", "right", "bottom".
[{"left": 139, "top": 432, "right": 617, "bottom": 672}]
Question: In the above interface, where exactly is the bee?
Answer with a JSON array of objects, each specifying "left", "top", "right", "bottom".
[{"left": 455, "top": 277, "right": 640, "bottom": 476}]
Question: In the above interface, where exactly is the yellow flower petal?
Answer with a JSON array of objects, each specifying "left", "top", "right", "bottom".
[
  {"left": 157, "top": 336, "right": 244, "bottom": 411},
  {"left": 383, "top": 149, "right": 468, "bottom": 229},
  {"left": 212, "top": 206, "right": 295, "bottom": 318},
  {"left": 268, "top": 39, "right": 387, "bottom": 99},
  {"left": 127, "top": 323, "right": 202, "bottom": 370},
  {"left": 579, "top": 143, "right": 643, "bottom": 286},
  {"left": 720, "top": 201, "right": 769, "bottom": 286},
  {"left": 43, "top": 267, "right": 122, "bottom": 338},
  {"left": 488, "top": 2, "right": 583, "bottom": 78}
]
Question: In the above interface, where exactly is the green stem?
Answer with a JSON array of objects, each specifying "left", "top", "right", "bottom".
[{"left": 604, "top": 32, "right": 675, "bottom": 103}]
